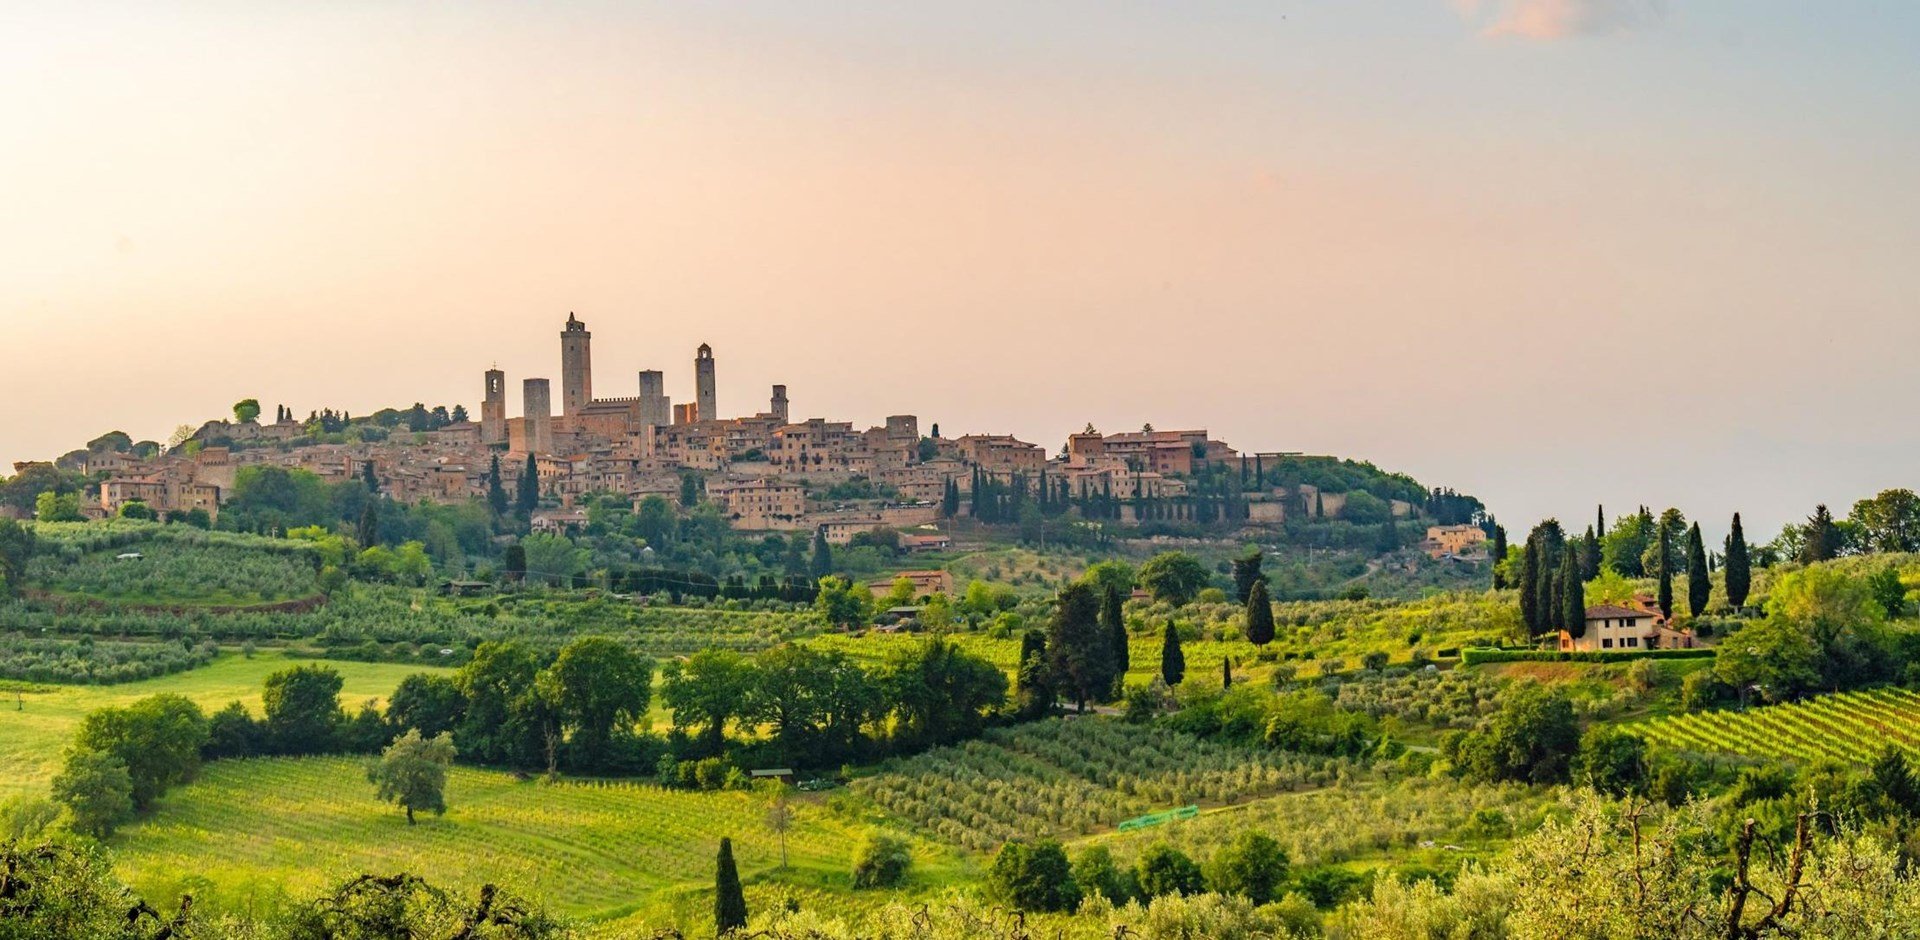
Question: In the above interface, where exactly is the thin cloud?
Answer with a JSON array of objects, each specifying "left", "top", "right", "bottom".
[{"left": 1454, "top": 0, "right": 1665, "bottom": 40}]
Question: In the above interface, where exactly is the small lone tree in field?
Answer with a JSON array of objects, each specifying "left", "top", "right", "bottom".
[
  {"left": 367, "top": 729, "right": 454, "bottom": 825},
  {"left": 764, "top": 781, "right": 793, "bottom": 870},
  {"left": 715, "top": 837, "right": 748, "bottom": 934},
  {"left": 1160, "top": 622, "right": 1185, "bottom": 687},
  {"left": 1244, "top": 580, "right": 1275, "bottom": 645}
]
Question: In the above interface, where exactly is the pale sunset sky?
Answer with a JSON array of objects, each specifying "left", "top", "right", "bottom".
[{"left": 3, "top": 2, "right": 1917, "bottom": 538}]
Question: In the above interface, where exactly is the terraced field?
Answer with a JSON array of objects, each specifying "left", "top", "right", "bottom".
[
  {"left": 851, "top": 718, "right": 1333, "bottom": 851},
  {"left": 113, "top": 756, "right": 874, "bottom": 920},
  {"left": 1633, "top": 687, "right": 1920, "bottom": 764}
]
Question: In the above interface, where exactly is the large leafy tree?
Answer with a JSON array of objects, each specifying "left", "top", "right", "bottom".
[
  {"left": 1137, "top": 552, "right": 1210, "bottom": 607},
  {"left": 453, "top": 641, "right": 545, "bottom": 766},
  {"left": 1641, "top": 508, "right": 1688, "bottom": 581},
  {"left": 987, "top": 840, "right": 1081, "bottom": 913},
  {"left": 72, "top": 694, "right": 209, "bottom": 809},
  {"left": 263, "top": 665, "right": 344, "bottom": 756},
  {"left": 1046, "top": 583, "right": 1117, "bottom": 710},
  {"left": 535, "top": 637, "right": 653, "bottom": 770},
  {"left": 1446, "top": 685, "right": 1579, "bottom": 784},
  {"left": 50, "top": 750, "right": 134, "bottom": 837},
  {"left": 366, "top": 729, "right": 455, "bottom": 825},
  {"left": 1850, "top": 489, "right": 1920, "bottom": 554},
  {"left": 1204, "top": 831, "right": 1290, "bottom": 905},
  {"left": 661, "top": 650, "right": 754, "bottom": 756},
  {"left": 1601, "top": 507, "right": 1654, "bottom": 577},
  {"left": 882, "top": 638, "right": 1007, "bottom": 748},
  {"left": 1725, "top": 512, "right": 1752, "bottom": 610},
  {"left": 0, "top": 517, "right": 34, "bottom": 596}
]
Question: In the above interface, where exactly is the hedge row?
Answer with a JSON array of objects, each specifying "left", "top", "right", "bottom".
[{"left": 1460, "top": 647, "right": 1717, "bottom": 666}]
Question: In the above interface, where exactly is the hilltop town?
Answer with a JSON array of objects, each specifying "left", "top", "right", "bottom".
[{"left": 12, "top": 313, "right": 1490, "bottom": 562}]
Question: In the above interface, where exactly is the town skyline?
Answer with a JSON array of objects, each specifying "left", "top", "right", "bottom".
[{"left": 7, "top": 3, "right": 1920, "bottom": 538}]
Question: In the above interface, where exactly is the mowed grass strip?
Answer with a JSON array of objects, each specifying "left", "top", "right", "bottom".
[
  {"left": 113, "top": 756, "right": 867, "bottom": 920},
  {"left": 0, "top": 652, "right": 445, "bottom": 800}
]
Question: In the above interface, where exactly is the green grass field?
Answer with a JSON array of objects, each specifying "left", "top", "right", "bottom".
[
  {"left": 0, "top": 651, "right": 444, "bottom": 801},
  {"left": 109, "top": 756, "right": 900, "bottom": 921}
]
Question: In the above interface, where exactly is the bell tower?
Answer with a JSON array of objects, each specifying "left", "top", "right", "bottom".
[{"left": 560, "top": 313, "right": 592, "bottom": 418}]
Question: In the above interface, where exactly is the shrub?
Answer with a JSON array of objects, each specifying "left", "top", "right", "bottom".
[{"left": 851, "top": 831, "right": 912, "bottom": 889}]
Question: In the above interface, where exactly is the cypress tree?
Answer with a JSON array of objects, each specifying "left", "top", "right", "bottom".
[
  {"left": 1314, "top": 492, "right": 1325, "bottom": 519},
  {"left": 357, "top": 503, "right": 378, "bottom": 549},
  {"left": 1047, "top": 583, "right": 1116, "bottom": 710},
  {"left": 503, "top": 542, "right": 526, "bottom": 581},
  {"left": 1725, "top": 512, "right": 1752, "bottom": 611},
  {"left": 361, "top": 459, "right": 379, "bottom": 496},
  {"left": 1518, "top": 541, "right": 1540, "bottom": 632},
  {"left": 1160, "top": 621, "right": 1185, "bottom": 687},
  {"left": 1581, "top": 526, "right": 1601, "bottom": 581},
  {"left": 1656, "top": 524, "right": 1674, "bottom": 620},
  {"left": 1558, "top": 547, "right": 1583, "bottom": 635},
  {"left": 516, "top": 454, "right": 539, "bottom": 516},
  {"left": 486, "top": 456, "right": 509, "bottom": 516},
  {"left": 1101, "top": 586, "right": 1129, "bottom": 681},
  {"left": 1245, "top": 579, "right": 1275, "bottom": 645},
  {"left": 809, "top": 529, "right": 833, "bottom": 579},
  {"left": 1686, "top": 522, "right": 1710, "bottom": 618},
  {"left": 1491, "top": 525, "right": 1508, "bottom": 589},
  {"left": 1231, "top": 549, "right": 1265, "bottom": 603},
  {"left": 714, "top": 837, "right": 747, "bottom": 935},
  {"left": 1222, "top": 656, "right": 1232, "bottom": 690}
]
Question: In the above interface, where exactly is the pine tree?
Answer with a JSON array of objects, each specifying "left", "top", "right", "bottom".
[
  {"left": 1101, "top": 586, "right": 1129, "bottom": 681},
  {"left": 714, "top": 837, "right": 748, "bottom": 935},
  {"left": 1725, "top": 512, "right": 1752, "bottom": 611},
  {"left": 1656, "top": 524, "right": 1674, "bottom": 619},
  {"left": 1686, "top": 522, "right": 1710, "bottom": 618},
  {"left": 486, "top": 456, "right": 509, "bottom": 516},
  {"left": 1803, "top": 504, "right": 1841, "bottom": 563},
  {"left": 516, "top": 454, "right": 539, "bottom": 516},
  {"left": 1160, "top": 621, "right": 1185, "bottom": 687},
  {"left": 1244, "top": 580, "right": 1275, "bottom": 645},
  {"left": 1047, "top": 583, "right": 1117, "bottom": 710}
]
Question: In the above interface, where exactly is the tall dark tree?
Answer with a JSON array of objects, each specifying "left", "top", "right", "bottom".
[
  {"left": 1580, "top": 526, "right": 1601, "bottom": 581},
  {"left": 1558, "top": 547, "right": 1583, "bottom": 635},
  {"left": 1656, "top": 524, "right": 1674, "bottom": 620},
  {"left": 1231, "top": 549, "right": 1266, "bottom": 604},
  {"left": 1725, "top": 512, "right": 1752, "bottom": 611},
  {"left": 1519, "top": 521, "right": 1566, "bottom": 635},
  {"left": 1490, "top": 525, "right": 1508, "bottom": 590},
  {"left": 486, "top": 456, "right": 509, "bottom": 517},
  {"left": 809, "top": 529, "right": 833, "bottom": 579},
  {"left": 516, "top": 454, "right": 539, "bottom": 516},
  {"left": 1047, "top": 583, "right": 1117, "bottom": 710},
  {"left": 1160, "top": 622, "right": 1185, "bottom": 687},
  {"left": 1100, "top": 586, "right": 1129, "bottom": 680},
  {"left": 356, "top": 503, "right": 378, "bottom": 549},
  {"left": 503, "top": 543, "right": 526, "bottom": 581},
  {"left": 360, "top": 459, "right": 380, "bottom": 496},
  {"left": 1014, "top": 629, "right": 1053, "bottom": 720},
  {"left": 1222, "top": 656, "right": 1232, "bottom": 690},
  {"left": 1686, "top": 522, "right": 1711, "bottom": 618},
  {"left": 714, "top": 837, "right": 747, "bottom": 935},
  {"left": 1244, "top": 579, "right": 1275, "bottom": 646},
  {"left": 1802, "top": 504, "right": 1841, "bottom": 564}
]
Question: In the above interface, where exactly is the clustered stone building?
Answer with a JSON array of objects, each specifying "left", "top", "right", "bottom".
[{"left": 85, "top": 314, "right": 1328, "bottom": 540}]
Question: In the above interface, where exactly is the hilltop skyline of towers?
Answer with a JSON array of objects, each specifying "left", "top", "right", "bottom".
[{"left": 489, "top": 313, "right": 797, "bottom": 454}]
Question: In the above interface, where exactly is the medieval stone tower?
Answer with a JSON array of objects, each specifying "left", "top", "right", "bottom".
[
  {"left": 560, "top": 313, "right": 592, "bottom": 418},
  {"left": 770, "top": 384, "right": 789, "bottom": 423},
  {"left": 694, "top": 343, "right": 717, "bottom": 423},
  {"left": 523, "top": 378, "right": 553, "bottom": 454},
  {"left": 638, "top": 370, "right": 670, "bottom": 427},
  {"left": 481, "top": 368, "right": 507, "bottom": 446}
]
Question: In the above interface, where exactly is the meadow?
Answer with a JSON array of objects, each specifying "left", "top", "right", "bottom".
[
  {"left": 0, "top": 651, "right": 442, "bottom": 801},
  {"left": 110, "top": 755, "right": 897, "bottom": 922},
  {"left": 1633, "top": 686, "right": 1920, "bottom": 765}
]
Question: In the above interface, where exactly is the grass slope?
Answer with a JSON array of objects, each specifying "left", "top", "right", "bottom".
[
  {"left": 111, "top": 756, "right": 877, "bottom": 921},
  {"left": 0, "top": 651, "right": 443, "bottom": 801}
]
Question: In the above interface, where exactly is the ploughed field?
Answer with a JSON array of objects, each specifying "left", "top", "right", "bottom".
[
  {"left": 1633, "top": 687, "right": 1920, "bottom": 765},
  {"left": 111, "top": 756, "right": 868, "bottom": 921}
]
